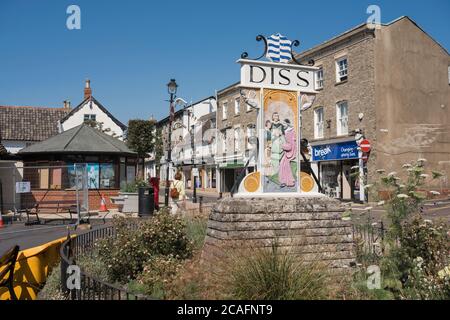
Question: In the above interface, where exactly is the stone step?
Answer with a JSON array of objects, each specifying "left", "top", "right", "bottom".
[
  {"left": 207, "top": 219, "right": 351, "bottom": 231},
  {"left": 204, "top": 236, "right": 354, "bottom": 253},
  {"left": 207, "top": 227, "right": 353, "bottom": 242},
  {"left": 209, "top": 211, "right": 345, "bottom": 222}
]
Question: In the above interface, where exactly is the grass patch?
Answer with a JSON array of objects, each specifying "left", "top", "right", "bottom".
[{"left": 185, "top": 216, "right": 208, "bottom": 251}]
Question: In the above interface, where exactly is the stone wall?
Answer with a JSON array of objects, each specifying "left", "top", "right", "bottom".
[{"left": 203, "top": 196, "right": 355, "bottom": 269}]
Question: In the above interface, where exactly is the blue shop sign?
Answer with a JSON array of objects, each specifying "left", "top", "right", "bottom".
[{"left": 312, "top": 141, "right": 359, "bottom": 161}]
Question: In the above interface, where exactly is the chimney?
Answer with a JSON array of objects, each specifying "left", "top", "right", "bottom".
[
  {"left": 84, "top": 79, "right": 92, "bottom": 99},
  {"left": 63, "top": 100, "right": 71, "bottom": 109}
]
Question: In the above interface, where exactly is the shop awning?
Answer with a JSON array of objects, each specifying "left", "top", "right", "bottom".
[{"left": 219, "top": 162, "right": 245, "bottom": 169}]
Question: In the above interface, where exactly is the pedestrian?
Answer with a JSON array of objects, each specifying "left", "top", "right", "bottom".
[
  {"left": 149, "top": 177, "right": 160, "bottom": 211},
  {"left": 170, "top": 171, "right": 185, "bottom": 214}
]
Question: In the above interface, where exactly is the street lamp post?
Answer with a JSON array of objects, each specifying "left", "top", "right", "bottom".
[
  {"left": 164, "top": 79, "right": 178, "bottom": 207},
  {"left": 191, "top": 124, "right": 197, "bottom": 203}
]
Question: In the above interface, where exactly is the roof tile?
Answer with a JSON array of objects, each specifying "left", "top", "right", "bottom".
[{"left": 0, "top": 106, "right": 69, "bottom": 141}]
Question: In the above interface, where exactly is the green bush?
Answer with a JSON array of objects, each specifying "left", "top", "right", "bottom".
[
  {"left": 227, "top": 243, "right": 329, "bottom": 300},
  {"left": 120, "top": 178, "right": 149, "bottom": 193},
  {"left": 95, "top": 211, "right": 193, "bottom": 284}
]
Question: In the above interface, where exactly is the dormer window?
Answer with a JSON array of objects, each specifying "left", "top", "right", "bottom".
[{"left": 84, "top": 114, "right": 96, "bottom": 122}]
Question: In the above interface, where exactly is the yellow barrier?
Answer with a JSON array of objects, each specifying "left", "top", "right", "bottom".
[{"left": 0, "top": 237, "right": 69, "bottom": 300}]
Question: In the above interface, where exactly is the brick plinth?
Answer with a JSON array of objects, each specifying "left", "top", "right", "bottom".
[{"left": 203, "top": 195, "right": 355, "bottom": 269}]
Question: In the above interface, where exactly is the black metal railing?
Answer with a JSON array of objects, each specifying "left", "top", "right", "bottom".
[
  {"left": 60, "top": 223, "right": 151, "bottom": 300},
  {"left": 352, "top": 221, "right": 386, "bottom": 258}
]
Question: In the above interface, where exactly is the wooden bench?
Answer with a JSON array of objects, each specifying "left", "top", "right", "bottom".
[
  {"left": 0, "top": 245, "right": 20, "bottom": 300},
  {"left": 25, "top": 200, "right": 79, "bottom": 225}
]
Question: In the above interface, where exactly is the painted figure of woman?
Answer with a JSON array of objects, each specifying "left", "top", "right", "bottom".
[
  {"left": 279, "top": 119, "right": 297, "bottom": 188},
  {"left": 264, "top": 120, "right": 273, "bottom": 176},
  {"left": 270, "top": 112, "right": 285, "bottom": 174}
]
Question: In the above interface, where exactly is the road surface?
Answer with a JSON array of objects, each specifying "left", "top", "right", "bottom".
[
  {"left": 0, "top": 220, "right": 110, "bottom": 255},
  {"left": 350, "top": 199, "right": 450, "bottom": 224}
]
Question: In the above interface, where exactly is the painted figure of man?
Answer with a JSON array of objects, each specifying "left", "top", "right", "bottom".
[
  {"left": 279, "top": 119, "right": 297, "bottom": 188},
  {"left": 270, "top": 112, "right": 285, "bottom": 174}
]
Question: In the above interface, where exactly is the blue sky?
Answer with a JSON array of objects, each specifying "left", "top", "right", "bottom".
[{"left": 0, "top": 0, "right": 449, "bottom": 124}]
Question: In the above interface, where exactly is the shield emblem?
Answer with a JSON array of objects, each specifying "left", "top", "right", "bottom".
[{"left": 266, "top": 33, "right": 292, "bottom": 63}]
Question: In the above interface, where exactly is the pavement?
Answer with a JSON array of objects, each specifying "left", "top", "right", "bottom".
[{"left": 185, "top": 189, "right": 226, "bottom": 203}]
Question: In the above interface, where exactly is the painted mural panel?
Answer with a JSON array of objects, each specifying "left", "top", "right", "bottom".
[
  {"left": 262, "top": 89, "right": 299, "bottom": 193},
  {"left": 87, "top": 163, "right": 99, "bottom": 189}
]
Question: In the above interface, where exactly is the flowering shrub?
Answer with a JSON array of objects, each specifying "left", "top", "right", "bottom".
[
  {"left": 135, "top": 255, "right": 183, "bottom": 298},
  {"left": 396, "top": 216, "right": 450, "bottom": 299},
  {"left": 398, "top": 216, "right": 449, "bottom": 274},
  {"left": 401, "top": 257, "right": 450, "bottom": 300},
  {"left": 139, "top": 212, "right": 193, "bottom": 259},
  {"left": 96, "top": 211, "right": 193, "bottom": 283},
  {"left": 353, "top": 159, "right": 450, "bottom": 300}
]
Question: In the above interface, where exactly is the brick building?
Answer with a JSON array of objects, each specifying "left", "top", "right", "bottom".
[
  {"left": 216, "top": 83, "right": 258, "bottom": 193},
  {"left": 296, "top": 16, "right": 450, "bottom": 201}
]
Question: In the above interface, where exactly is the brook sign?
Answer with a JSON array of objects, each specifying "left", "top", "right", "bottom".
[
  {"left": 312, "top": 141, "right": 359, "bottom": 162},
  {"left": 239, "top": 59, "right": 317, "bottom": 93}
]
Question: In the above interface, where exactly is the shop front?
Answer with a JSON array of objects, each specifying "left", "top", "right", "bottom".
[
  {"left": 198, "top": 165, "right": 217, "bottom": 191},
  {"left": 219, "top": 162, "right": 245, "bottom": 193},
  {"left": 311, "top": 140, "right": 363, "bottom": 202},
  {"left": 181, "top": 164, "right": 218, "bottom": 192}
]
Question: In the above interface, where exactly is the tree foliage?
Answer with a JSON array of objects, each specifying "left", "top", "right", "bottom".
[
  {"left": 154, "top": 127, "right": 164, "bottom": 168},
  {"left": 127, "top": 119, "right": 156, "bottom": 157}
]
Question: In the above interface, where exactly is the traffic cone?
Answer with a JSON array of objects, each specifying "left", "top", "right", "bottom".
[
  {"left": 99, "top": 194, "right": 108, "bottom": 212},
  {"left": 0, "top": 212, "right": 4, "bottom": 228}
]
